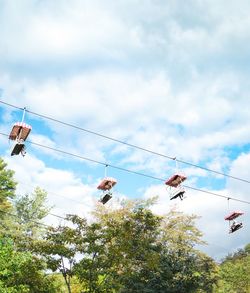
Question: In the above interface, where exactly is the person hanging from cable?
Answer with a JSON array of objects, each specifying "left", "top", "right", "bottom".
[
  {"left": 165, "top": 158, "right": 187, "bottom": 201},
  {"left": 225, "top": 210, "right": 244, "bottom": 234},
  {"left": 9, "top": 107, "right": 32, "bottom": 157},
  {"left": 230, "top": 220, "right": 243, "bottom": 233},
  {"left": 97, "top": 165, "right": 117, "bottom": 205}
]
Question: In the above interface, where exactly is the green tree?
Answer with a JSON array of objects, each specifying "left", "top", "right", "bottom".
[
  {"left": 0, "top": 237, "right": 59, "bottom": 293},
  {"left": 154, "top": 209, "right": 218, "bottom": 293},
  {"left": 216, "top": 243, "right": 250, "bottom": 293},
  {"left": 35, "top": 199, "right": 218, "bottom": 293},
  {"left": 118, "top": 208, "right": 218, "bottom": 293},
  {"left": 218, "top": 257, "right": 250, "bottom": 293},
  {"left": 0, "top": 158, "right": 17, "bottom": 232},
  {"left": 0, "top": 157, "right": 19, "bottom": 263},
  {"left": 75, "top": 202, "right": 162, "bottom": 293},
  {"left": 14, "top": 187, "right": 51, "bottom": 238},
  {"left": 77, "top": 201, "right": 217, "bottom": 293},
  {"left": 0, "top": 158, "right": 17, "bottom": 207},
  {"left": 0, "top": 160, "right": 64, "bottom": 292},
  {"left": 33, "top": 215, "right": 87, "bottom": 293},
  {"left": 34, "top": 201, "right": 162, "bottom": 293}
]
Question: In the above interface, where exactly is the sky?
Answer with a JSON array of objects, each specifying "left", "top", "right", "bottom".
[{"left": 0, "top": 0, "right": 250, "bottom": 261}]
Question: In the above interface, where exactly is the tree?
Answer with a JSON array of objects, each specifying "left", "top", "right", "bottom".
[
  {"left": 0, "top": 158, "right": 17, "bottom": 205},
  {"left": 0, "top": 158, "right": 19, "bottom": 251},
  {"left": 2, "top": 187, "right": 53, "bottom": 254},
  {"left": 0, "top": 237, "right": 59, "bottom": 293},
  {"left": 217, "top": 243, "right": 250, "bottom": 293},
  {"left": 119, "top": 208, "right": 218, "bottom": 293},
  {"left": 34, "top": 201, "right": 162, "bottom": 293},
  {"left": 74, "top": 203, "right": 162, "bottom": 293},
  {"left": 0, "top": 158, "right": 17, "bottom": 226},
  {"left": 245, "top": 243, "right": 250, "bottom": 255},
  {"left": 33, "top": 215, "right": 87, "bottom": 293},
  {"left": 0, "top": 160, "right": 67, "bottom": 292},
  {"left": 14, "top": 187, "right": 51, "bottom": 239},
  {"left": 217, "top": 257, "right": 250, "bottom": 293},
  {"left": 34, "top": 199, "right": 218, "bottom": 293},
  {"left": 76, "top": 200, "right": 217, "bottom": 293}
]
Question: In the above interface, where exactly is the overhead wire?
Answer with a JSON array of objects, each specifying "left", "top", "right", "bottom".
[
  {"left": 1, "top": 100, "right": 250, "bottom": 184},
  {"left": 0, "top": 209, "right": 230, "bottom": 260},
  {"left": 0, "top": 209, "right": 79, "bottom": 240},
  {"left": 1, "top": 101, "right": 246, "bottom": 256},
  {"left": 0, "top": 132, "right": 249, "bottom": 205},
  {"left": 0, "top": 208, "right": 65, "bottom": 228},
  {"left": 13, "top": 181, "right": 94, "bottom": 223},
  {"left": 16, "top": 181, "right": 94, "bottom": 208}
]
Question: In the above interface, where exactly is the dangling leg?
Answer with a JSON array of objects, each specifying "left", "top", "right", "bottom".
[
  {"left": 11, "top": 142, "right": 25, "bottom": 156},
  {"left": 20, "top": 145, "right": 26, "bottom": 157},
  {"left": 100, "top": 192, "right": 112, "bottom": 205}
]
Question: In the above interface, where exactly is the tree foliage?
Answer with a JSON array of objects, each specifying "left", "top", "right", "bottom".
[
  {"left": 0, "top": 158, "right": 226, "bottom": 293},
  {"left": 35, "top": 201, "right": 218, "bottom": 293},
  {"left": 0, "top": 237, "right": 59, "bottom": 293},
  {"left": 0, "top": 158, "right": 17, "bottom": 230},
  {"left": 14, "top": 187, "right": 51, "bottom": 239},
  {"left": 0, "top": 158, "right": 60, "bottom": 292},
  {"left": 117, "top": 208, "right": 218, "bottom": 293},
  {"left": 216, "top": 243, "right": 250, "bottom": 293},
  {"left": 0, "top": 158, "right": 17, "bottom": 204},
  {"left": 33, "top": 215, "right": 87, "bottom": 293},
  {"left": 76, "top": 203, "right": 162, "bottom": 293}
]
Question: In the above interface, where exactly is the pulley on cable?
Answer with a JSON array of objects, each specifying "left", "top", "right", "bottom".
[
  {"left": 8, "top": 107, "right": 32, "bottom": 156},
  {"left": 97, "top": 165, "right": 117, "bottom": 204},
  {"left": 165, "top": 158, "right": 187, "bottom": 200}
]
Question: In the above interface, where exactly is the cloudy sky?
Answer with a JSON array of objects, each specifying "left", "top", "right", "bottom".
[{"left": 0, "top": 0, "right": 250, "bottom": 260}]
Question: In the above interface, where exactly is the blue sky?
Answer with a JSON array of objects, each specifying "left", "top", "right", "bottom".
[{"left": 0, "top": 0, "right": 250, "bottom": 260}]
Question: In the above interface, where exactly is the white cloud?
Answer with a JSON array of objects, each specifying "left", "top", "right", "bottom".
[
  {"left": 1, "top": 66, "right": 250, "bottom": 173},
  {"left": 143, "top": 151, "right": 250, "bottom": 260},
  {"left": 30, "top": 134, "right": 56, "bottom": 148},
  {"left": 0, "top": 0, "right": 141, "bottom": 63},
  {"left": 227, "top": 152, "right": 250, "bottom": 197},
  {"left": 1, "top": 0, "right": 250, "bottom": 260},
  {"left": 4, "top": 153, "right": 97, "bottom": 222}
]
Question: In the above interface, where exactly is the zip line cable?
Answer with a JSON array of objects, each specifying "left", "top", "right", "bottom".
[
  {"left": 0, "top": 211, "right": 232, "bottom": 264},
  {"left": 17, "top": 181, "right": 93, "bottom": 207},
  {"left": 0, "top": 208, "right": 71, "bottom": 227},
  {"left": 0, "top": 208, "right": 232, "bottom": 257},
  {"left": 1, "top": 100, "right": 250, "bottom": 184},
  {"left": 1, "top": 132, "right": 249, "bottom": 205}
]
